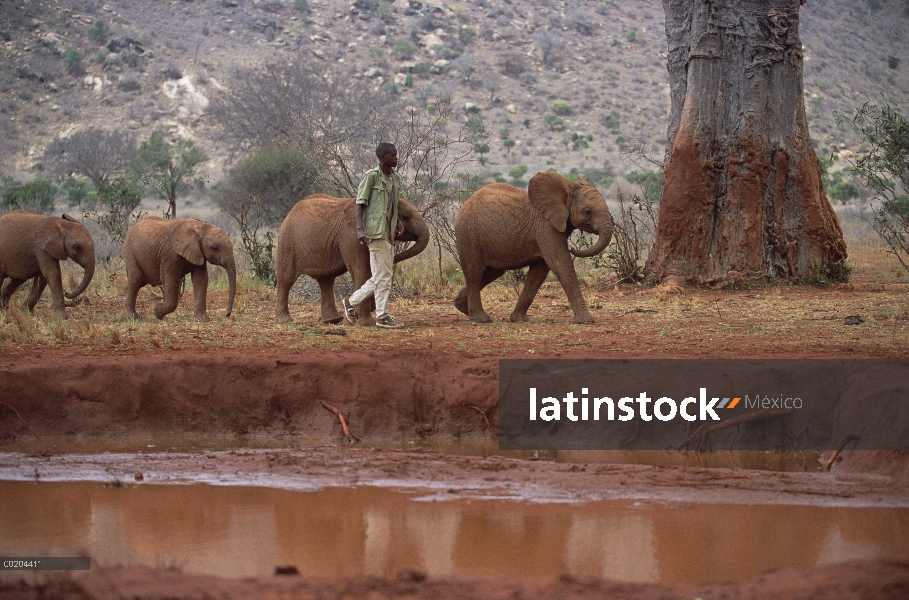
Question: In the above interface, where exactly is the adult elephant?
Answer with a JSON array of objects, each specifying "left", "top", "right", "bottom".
[
  {"left": 0, "top": 211, "right": 96, "bottom": 319},
  {"left": 454, "top": 171, "right": 614, "bottom": 324},
  {"left": 123, "top": 217, "right": 236, "bottom": 321},
  {"left": 275, "top": 194, "right": 429, "bottom": 325}
]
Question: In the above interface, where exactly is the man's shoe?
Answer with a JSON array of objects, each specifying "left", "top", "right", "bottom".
[
  {"left": 376, "top": 315, "right": 404, "bottom": 329},
  {"left": 343, "top": 297, "right": 357, "bottom": 324}
]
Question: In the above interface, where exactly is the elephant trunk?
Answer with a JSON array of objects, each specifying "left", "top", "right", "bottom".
[
  {"left": 570, "top": 215, "right": 614, "bottom": 258},
  {"left": 65, "top": 251, "right": 95, "bottom": 300},
  {"left": 393, "top": 223, "right": 430, "bottom": 263},
  {"left": 224, "top": 258, "right": 237, "bottom": 317}
]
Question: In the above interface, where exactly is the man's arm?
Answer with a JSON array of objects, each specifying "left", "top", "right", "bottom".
[
  {"left": 356, "top": 204, "right": 366, "bottom": 244},
  {"left": 355, "top": 171, "right": 374, "bottom": 245}
]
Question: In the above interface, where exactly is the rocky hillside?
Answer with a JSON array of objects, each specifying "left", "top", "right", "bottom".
[{"left": 1, "top": 0, "right": 907, "bottom": 193}]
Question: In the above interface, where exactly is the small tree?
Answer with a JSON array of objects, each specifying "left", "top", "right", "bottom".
[
  {"left": 44, "top": 128, "right": 139, "bottom": 191},
  {"left": 132, "top": 132, "right": 204, "bottom": 219},
  {"left": 218, "top": 145, "right": 321, "bottom": 224},
  {"left": 838, "top": 100, "right": 909, "bottom": 272},
  {"left": 85, "top": 178, "right": 143, "bottom": 250}
]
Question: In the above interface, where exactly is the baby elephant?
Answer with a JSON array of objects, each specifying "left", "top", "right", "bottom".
[
  {"left": 0, "top": 210, "right": 96, "bottom": 319},
  {"left": 123, "top": 217, "right": 236, "bottom": 321}
]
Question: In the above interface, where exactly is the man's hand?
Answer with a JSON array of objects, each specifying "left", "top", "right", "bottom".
[
  {"left": 357, "top": 227, "right": 366, "bottom": 245},
  {"left": 394, "top": 218, "right": 405, "bottom": 239}
]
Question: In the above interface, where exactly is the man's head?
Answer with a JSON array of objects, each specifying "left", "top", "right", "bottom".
[{"left": 376, "top": 142, "right": 398, "bottom": 172}]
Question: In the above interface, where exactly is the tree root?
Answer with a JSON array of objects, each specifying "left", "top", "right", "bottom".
[
  {"left": 320, "top": 401, "right": 360, "bottom": 444},
  {"left": 682, "top": 408, "right": 794, "bottom": 451},
  {"left": 1, "top": 401, "right": 39, "bottom": 439}
]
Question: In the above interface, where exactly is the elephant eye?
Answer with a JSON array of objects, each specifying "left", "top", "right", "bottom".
[
  {"left": 584, "top": 208, "right": 592, "bottom": 215},
  {"left": 73, "top": 243, "right": 82, "bottom": 252}
]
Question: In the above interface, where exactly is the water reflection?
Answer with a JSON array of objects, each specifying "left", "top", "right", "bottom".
[{"left": 1, "top": 481, "right": 907, "bottom": 585}]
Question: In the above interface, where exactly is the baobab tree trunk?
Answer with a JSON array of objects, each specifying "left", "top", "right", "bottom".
[{"left": 648, "top": 0, "right": 847, "bottom": 286}]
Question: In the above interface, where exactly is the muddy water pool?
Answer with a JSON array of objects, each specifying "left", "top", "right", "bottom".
[{"left": 2, "top": 479, "right": 908, "bottom": 586}]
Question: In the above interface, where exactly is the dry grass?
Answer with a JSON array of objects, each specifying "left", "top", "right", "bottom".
[{"left": 0, "top": 232, "right": 907, "bottom": 358}]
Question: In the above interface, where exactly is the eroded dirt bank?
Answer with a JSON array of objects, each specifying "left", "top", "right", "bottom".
[
  {"left": 3, "top": 560, "right": 909, "bottom": 600},
  {"left": 0, "top": 350, "right": 498, "bottom": 440}
]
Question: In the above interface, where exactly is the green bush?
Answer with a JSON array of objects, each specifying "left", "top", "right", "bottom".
[
  {"left": 599, "top": 110, "right": 621, "bottom": 129},
  {"left": 87, "top": 22, "right": 107, "bottom": 44},
  {"left": 551, "top": 99, "right": 572, "bottom": 115},
  {"left": 627, "top": 170, "right": 664, "bottom": 203},
  {"left": 215, "top": 145, "right": 321, "bottom": 224},
  {"left": 508, "top": 165, "right": 528, "bottom": 181},
  {"left": 626, "top": 29, "right": 640, "bottom": 42},
  {"left": 1, "top": 176, "right": 57, "bottom": 214},
  {"left": 392, "top": 38, "right": 416, "bottom": 60},
  {"left": 543, "top": 113, "right": 564, "bottom": 130},
  {"left": 61, "top": 177, "right": 97, "bottom": 208},
  {"left": 64, "top": 48, "right": 84, "bottom": 76}
]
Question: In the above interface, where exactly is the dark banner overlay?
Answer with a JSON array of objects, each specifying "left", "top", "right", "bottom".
[
  {"left": 1, "top": 557, "right": 91, "bottom": 570},
  {"left": 499, "top": 360, "right": 909, "bottom": 451}
]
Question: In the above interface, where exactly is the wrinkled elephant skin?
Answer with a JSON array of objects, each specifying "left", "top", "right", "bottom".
[
  {"left": 454, "top": 171, "right": 614, "bottom": 324},
  {"left": 123, "top": 217, "right": 236, "bottom": 321},
  {"left": 0, "top": 210, "right": 96, "bottom": 320}
]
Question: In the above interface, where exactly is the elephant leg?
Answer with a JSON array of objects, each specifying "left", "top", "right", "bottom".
[
  {"left": 37, "top": 255, "right": 67, "bottom": 320},
  {"left": 544, "top": 252, "right": 594, "bottom": 324},
  {"left": 1, "top": 277, "right": 29, "bottom": 309},
  {"left": 510, "top": 260, "right": 549, "bottom": 322},
  {"left": 317, "top": 277, "right": 343, "bottom": 324},
  {"left": 26, "top": 276, "right": 47, "bottom": 313},
  {"left": 453, "top": 286, "right": 469, "bottom": 315},
  {"left": 124, "top": 269, "right": 145, "bottom": 320},
  {"left": 274, "top": 268, "right": 296, "bottom": 324},
  {"left": 154, "top": 272, "right": 182, "bottom": 320},
  {"left": 465, "top": 267, "right": 505, "bottom": 323},
  {"left": 190, "top": 266, "right": 209, "bottom": 322}
]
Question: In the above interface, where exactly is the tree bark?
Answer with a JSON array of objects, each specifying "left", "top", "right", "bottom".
[{"left": 649, "top": 0, "right": 847, "bottom": 285}]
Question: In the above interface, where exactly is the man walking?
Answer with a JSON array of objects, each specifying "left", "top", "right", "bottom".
[{"left": 344, "top": 142, "right": 406, "bottom": 328}]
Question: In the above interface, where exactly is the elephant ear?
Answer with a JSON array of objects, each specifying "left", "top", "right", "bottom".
[
  {"left": 170, "top": 220, "right": 206, "bottom": 266},
  {"left": 62, "top": 213, "right": 79, "bottom": 223},
  {"left": 528, "top": 171, "right": 572, "bottom": 233},
  {"left": 37, "top": 218, "right": 68, "bottom": 261}
]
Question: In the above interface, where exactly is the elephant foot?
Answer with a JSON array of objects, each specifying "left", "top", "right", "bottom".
[
  {"left": 276, "top": 312, "right": 293, "bottom": 325},
  {"left": 357, "top": 312, "right": 376, "bottom": 327},
  {"left": 193, "top": 312, "right": 210, "bottom": 322},
  {"left": 322, "top": 314, "right": 344, "bottom": 325},
  {"left": 509, "top": 312, "right": 530, "bottom": 323},
  {"left": 572, "top": 312, "right": 595, "bottom": 324},
  {"left": 453, "top": 291, "right": 469, "bottom": 316},
  {"left": 469, "top": 312, "right": 493, "bottom": 324},
  {"left": 51, "top": 308, "right": 68, "bottom": 320},
  {"left": 125, "top": 312, "right": 145, "bottom": 322}
]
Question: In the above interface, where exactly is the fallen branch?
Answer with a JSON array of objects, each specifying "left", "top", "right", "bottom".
[
  {"left": 467, "top": 404, "right": 490, "bottom": 436},
  {"left": 320, "top": 401, "right": 360, "bottom": 444},
  {"left": 1, "top": 402, "right": 39, "bottom": 439},
  {"left": 825, "top": 434, "right": 860, "bottom": 470},
  {"left": 682, "top": 408, "right": 794, "bottom": 451}
]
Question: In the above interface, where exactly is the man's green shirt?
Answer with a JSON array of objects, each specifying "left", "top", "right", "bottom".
[{"left": 356, "top": 167, "right": 401, "bottom": 243}]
